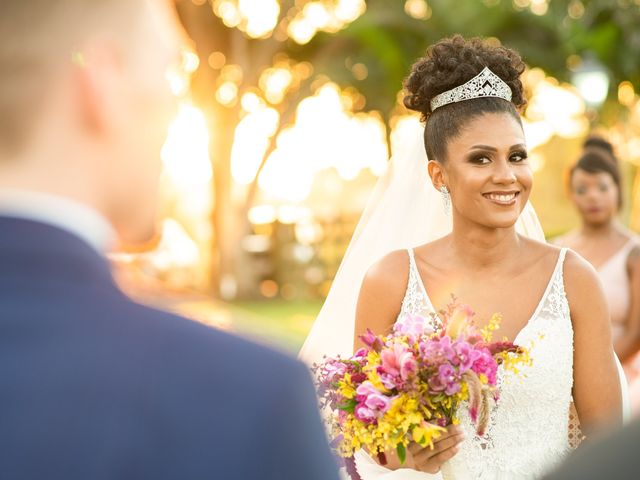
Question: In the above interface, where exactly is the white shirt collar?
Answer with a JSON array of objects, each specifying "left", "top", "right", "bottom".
[{"left": 0, "top": 189, "right": 116, "bottom": 254}]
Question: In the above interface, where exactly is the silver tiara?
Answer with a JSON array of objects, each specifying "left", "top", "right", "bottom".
[{"left": 430, "top": 67, "right": 513, "bottom": 112}]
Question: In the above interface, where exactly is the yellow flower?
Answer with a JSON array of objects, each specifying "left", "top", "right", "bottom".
[
  {"left": 338, "top": 373, "right": 356, "bottom": 399},
  {"left": 412, "top": 421, "right": 446, "bottom": 448},
  {"left": 481, "top": 313, "right": 502, "bottom": 342}
]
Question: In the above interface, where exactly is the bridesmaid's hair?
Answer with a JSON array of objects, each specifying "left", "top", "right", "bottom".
[
  {"left": 570, "top": 136, "right": 623, "bottom": 208},
  {"left": 403, "top": 35, "right": 526, "bottom": 162}
]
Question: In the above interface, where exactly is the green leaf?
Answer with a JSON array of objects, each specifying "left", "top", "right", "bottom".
[
  {"left": 338, "top": 399, "right": 358, "bottom": 413},
  {"left": 396, "top": 443, "right": 406, "bottom": 464}
]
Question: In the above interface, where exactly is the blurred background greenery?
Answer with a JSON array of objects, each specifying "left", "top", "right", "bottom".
[{"left": 113, "top": 0, "right": 640, "bottom": 354}]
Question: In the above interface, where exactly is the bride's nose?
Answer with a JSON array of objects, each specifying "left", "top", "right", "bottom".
[{"left": 491, "top": 159, "right": 517, "bottom": 185}]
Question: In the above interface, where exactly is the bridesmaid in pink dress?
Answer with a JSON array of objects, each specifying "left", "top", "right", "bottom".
[{"left": 556, "top": 136, "right": 640, "bottom": 415}]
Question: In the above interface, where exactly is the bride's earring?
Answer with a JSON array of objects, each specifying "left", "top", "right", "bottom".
[{"left": 440, "top": 185, "right": 451, "bottom": 215}]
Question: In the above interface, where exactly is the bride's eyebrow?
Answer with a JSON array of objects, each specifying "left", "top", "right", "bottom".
[
  {"left": 469, "top": 144, "right": 497, "bottom": 151},
  {"left": 468, "top": 143, "right": 527, "bottom": 151}
]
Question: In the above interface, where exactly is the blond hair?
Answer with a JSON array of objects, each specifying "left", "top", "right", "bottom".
[{"left": 0, "top": 0, "right": 144, "bottom": 154}]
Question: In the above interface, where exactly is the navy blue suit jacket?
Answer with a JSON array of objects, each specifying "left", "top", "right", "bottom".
[{"left": 0, "top": 217, "right": 339, "bottom": 480}]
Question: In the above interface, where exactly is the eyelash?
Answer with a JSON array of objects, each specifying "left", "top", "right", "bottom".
[{"left": 470, "top": 151, "right": 528, "bottom": 165}]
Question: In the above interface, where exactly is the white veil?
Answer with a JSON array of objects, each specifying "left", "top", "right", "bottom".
[{"left": 299, "top": 119, "right": 544, "bottom": 366}]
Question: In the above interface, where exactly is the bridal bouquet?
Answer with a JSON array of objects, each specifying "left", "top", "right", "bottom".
[{"left": 313, "top": 302, "right": 530, "bottom": 479}]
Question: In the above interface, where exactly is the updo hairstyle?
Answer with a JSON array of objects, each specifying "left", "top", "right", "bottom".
[{"left": 403, "top": 35, "right": 527, "bottom": 162}]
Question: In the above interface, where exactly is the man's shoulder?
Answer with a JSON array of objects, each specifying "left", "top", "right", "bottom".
[{"left": 118, "top": 298, "right": 305, "bottom": 378}]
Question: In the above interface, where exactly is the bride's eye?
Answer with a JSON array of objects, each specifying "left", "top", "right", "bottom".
[
  {"left": 470, "top": 154, "right": 491, "bottom": 165},
  {"left": 510, "top": 151, "right": 528, "bottom": 163}
]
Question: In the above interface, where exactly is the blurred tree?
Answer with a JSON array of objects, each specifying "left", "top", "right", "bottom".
[{"left": 175, "top": 0, "right": 367, "bottom": 296}]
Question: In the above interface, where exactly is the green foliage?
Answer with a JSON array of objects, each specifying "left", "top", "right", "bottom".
[
  {"left": 298, "top": 0, "right": 640, "bottom": 116},
  {"left": 396, "top": 442, "right": 407, "bottom": 464}
]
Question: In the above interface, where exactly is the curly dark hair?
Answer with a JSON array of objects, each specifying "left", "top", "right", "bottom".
[
  {"left": 570, "top": 136, "right": 622, "bottom": 208},
  {"left": 403, "top": 35, "right": 527, "bottom": 161}
]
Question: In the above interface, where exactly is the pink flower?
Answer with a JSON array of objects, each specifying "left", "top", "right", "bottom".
[
  {"left": 471, "top": 349, "right": 498, "bottom": 385},
  {"left": 380, "top": 344, "right": 417, "bottom": 381},
  {"left": 364, "top": 393, "right": 392, "bottom": 412},
  {"left": 356, "top": 381, "right": 380, "bottom": 399},
  {"left": 453, "top": 340, "right": 481, "bottom": 373},
  {"left": 354, "top": 404, "right": 377, "bottom": 423},
  {"left": 428, "top": 364, "right": 461, "bottom": 395},
  {"left": 355, "top": 381, "right": 393, "bottom": 417},
  {"left": 359, "top": 329, "right": 384, "bottom": 352}
]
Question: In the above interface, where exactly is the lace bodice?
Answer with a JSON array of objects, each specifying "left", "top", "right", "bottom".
[{"left": 403, "top": 248, "right": 575, "bottom": 479}]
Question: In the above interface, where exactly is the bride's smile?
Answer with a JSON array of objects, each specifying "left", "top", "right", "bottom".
[{"left": 482, "top": 191, "right": 519, "bottom": 205}]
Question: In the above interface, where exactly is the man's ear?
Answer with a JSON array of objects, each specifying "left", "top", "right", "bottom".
[
  {"left": 428, "top": 160, "right": 448, "bottom": 190},
  {"left": 72, "top": 41, "right": 124, "bottom": 138}
]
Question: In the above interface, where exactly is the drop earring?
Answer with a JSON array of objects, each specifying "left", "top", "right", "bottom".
[{"left": 440, "top": 185, "right": 451, "bottom": 215}]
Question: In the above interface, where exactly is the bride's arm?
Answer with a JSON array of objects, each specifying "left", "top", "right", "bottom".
[
  {"left": 354, "top": 250, "right": 409, "bottom": 351},
  {"left": 564, "top": 250, "right": 623, "bottom": 437}
]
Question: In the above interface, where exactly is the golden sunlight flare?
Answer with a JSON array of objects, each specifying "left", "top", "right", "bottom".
[
  {"left": 161, "top": 103, "right": 213, "bottom": 189},
  {"left": 524, "top": 69, "right": 588, "bottom": 139},
  {"left": 253, "top": 83, "right": 387, "bottom": 202},
  {"left": 405, "top": 0, "right": 431, "bottom": 19},
  {"left": 287, "top": 0, "right": 366, "bottom": 44},
  {"left": 231, "top": 105, "right": 280, "bottom": 185},
  {"left": 212, "top": 0, "right": 279, "bottom": 38}
]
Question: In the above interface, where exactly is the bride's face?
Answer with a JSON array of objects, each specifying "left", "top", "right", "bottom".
[{"left": 433, "top": 112, "right": 532, "bottom": 229}]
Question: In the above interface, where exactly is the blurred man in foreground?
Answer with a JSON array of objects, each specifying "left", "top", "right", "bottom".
[{"left": 0, "top": 1, "right": 338, "bottom": 479}]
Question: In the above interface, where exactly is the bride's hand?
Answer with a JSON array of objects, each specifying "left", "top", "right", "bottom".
[{"left": 406, "top": 425, "right": 465, "bottom": 474}]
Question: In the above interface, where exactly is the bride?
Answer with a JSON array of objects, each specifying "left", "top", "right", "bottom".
[{"left": 301, "top": 36, "right": 625, "bottom": 479}]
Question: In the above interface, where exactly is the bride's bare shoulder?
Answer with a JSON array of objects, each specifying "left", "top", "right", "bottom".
[
  {"left": 362, "top": 249, "right": 411, "bottom": 293},
  {"left": 357, "top": 250, "right": 412, "bottom": 323}
]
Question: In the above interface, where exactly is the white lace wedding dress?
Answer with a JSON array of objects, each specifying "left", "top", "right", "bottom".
[{"left": 354, "top": 247, "right": 577, "bottom": 480}]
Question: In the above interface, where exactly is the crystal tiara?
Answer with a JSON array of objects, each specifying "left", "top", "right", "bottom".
[{"left": 430, "top": 67, "right": 513, "bottom": 112}]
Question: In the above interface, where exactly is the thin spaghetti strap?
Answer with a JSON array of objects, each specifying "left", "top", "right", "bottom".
[
  {"left": 407, "top": 248, "right": 418, "bottom": 275},
  {"left": 558, "top": 247, "right": 568, "bottom": 267}
]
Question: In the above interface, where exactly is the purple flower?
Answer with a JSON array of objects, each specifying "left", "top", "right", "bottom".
[
  {"left": 353, "top": 348, "right": 368, "bottom": 359},
  {"left": 429, "top": 363, "right": 461, "bottom": 395},
  {"left": 376, "top": 368, "right": 399, "bottom": 390},
  {"left": 359, "top": 329, "right": 384, "bottom": 352},
  {"left": 453, "top": 341, "right": 481, "bottom": 373},
  {"left": 420, "top": 336, "right": 456, "bottom": 364},
  {"left": 323, "top": 361, "right": 347, "bottom": 381}
]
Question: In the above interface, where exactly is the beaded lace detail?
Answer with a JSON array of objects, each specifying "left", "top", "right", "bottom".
[{"left": 398, "top": 248, "right": 579, "bottom": 479}]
